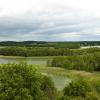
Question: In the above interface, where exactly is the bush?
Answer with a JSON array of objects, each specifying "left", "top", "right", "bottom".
[
  {"left": 0, "top": 63, "right": 56, "bottom": 100},
  {"left": 41, "top": 76, "right": 57, "bottom": 100},
  {"left": 63, "top": 78, "right": 91, "bottom": 97},
  {"left": 60, "top": 78, "right": 100, "bottom": 100}
]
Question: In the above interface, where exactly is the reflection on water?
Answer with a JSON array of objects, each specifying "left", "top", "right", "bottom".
[
  {"left": 52, "top": 75, "right": 71, "bottom": 90},
  {"left": 51, "top": 75, "right": 71, "bottom": 91},
  {"left": 81, "top": 46, "right": 100, "bottom": 49},
  {"left": 42, "top": 73, "right": 71, "bottom": 91},
  {"left": 0, "top": 56, "right": 47, "bottom": 65}
]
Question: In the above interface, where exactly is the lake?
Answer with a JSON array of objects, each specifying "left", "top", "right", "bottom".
[
  {"left": 50, "top": 74, "right": 71, "bottom": 91},
  {"left": 42, "top": 73, "right": 71, "bottom": 91},
  {"left": 81, "top": 46, "right": 100, "bottom": 49},
  {"left": 0, "top": 56, "right": 49, "bottom": 65}
]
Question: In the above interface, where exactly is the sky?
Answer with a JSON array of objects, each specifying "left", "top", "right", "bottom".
[{"left": 0, "top": 0, "right": 100, "bottom": 41}]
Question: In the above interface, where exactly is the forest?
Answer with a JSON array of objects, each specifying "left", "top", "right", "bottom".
[{"left": 0, "top": 41, "right": 80, "bottom": 48}]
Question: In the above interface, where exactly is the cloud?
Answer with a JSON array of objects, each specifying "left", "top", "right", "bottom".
[{"left": 0, "top": 0, "right": 100, "bottom": 41}]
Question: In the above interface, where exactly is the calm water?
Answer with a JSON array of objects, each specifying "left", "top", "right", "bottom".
[
  {"left": 0, "top": 56, "right": 48, "bottom": 65},
  {"left": 42, "top": 73, "right": 71, "bottom": 91},
  {"left": 51, "top": 75, "right": 71, "bottom": 90},
  {"left": 81, "top": 46, "right": 100, "bottom": 49}
]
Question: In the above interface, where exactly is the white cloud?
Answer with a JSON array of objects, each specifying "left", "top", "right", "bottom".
[
  {"left": 0, "top": 0, "right": 100, "bottom": 41},
  {"left": 0, "top": 0, "right": 100, "bottom": 17}
]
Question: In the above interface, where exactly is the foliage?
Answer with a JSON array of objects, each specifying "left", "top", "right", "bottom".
[
  {"left": 0, "top": 47, "right": 74, "bottom": 57},
  {"left": 58, "top": 78, "right": 100, "bottom": 100},
  {"left": 0, "top": 63, "right": 56, "bottom": 100},
  {"left": 0, "top": 46, "right": 100, "bottom": 57},
  {"left": 50, "top": 52, "right": 100, "bottom": 71},
  {"left": 63, "top": 78, "right": 92, "bottom": 97},
  {"left": 41, "top": 76, "right": 57, "bottom": 100}
]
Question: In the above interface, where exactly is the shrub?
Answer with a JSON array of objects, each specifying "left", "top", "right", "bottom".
[
  {"left": 60, "top": 78, "right": 100, "bottom": 100},
  {"left": 41, "top": 76, "right": 57, "bottom": 100},
  {"left": 63, "top": 78, "right": 92, "bottom": 97},
  {"left": 0, "top": 63, "right": 56, "bottom": 100}
]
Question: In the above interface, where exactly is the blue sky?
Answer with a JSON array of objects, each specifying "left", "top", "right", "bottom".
[{"left": 0, "top": 0, "right": 100, "bottom": 41}]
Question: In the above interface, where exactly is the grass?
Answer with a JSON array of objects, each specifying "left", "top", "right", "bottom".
[
  {"left": 33, "top": 65, "right": 100, "bottom": 92},
  {"left": 32, "top": 64, "right": 100, "bottom": 79},
  {"left": 32, "top": 64, "right": 100, "bottom": 81}
]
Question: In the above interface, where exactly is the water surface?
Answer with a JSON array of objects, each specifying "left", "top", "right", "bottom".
[{"left": 0, "top": 56, "right": 48, "bottom": 65}]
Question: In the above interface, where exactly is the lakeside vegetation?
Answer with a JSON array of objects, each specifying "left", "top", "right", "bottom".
[
  {"left": 0, "top": 46, "right": 100, "bottom": 57},
  {"left": 48, "top": 52, "right": 100, "bottom": 71},
  {"left": 0, "top": 41, "right": 100, "bottom": 100},
  {"left": 0, "top": 47, "right": 73, "bottom": 57}
]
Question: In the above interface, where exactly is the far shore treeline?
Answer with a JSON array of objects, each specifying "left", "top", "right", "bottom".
[{"left": 0, "top": 41, "right": 100, "bottom": 48}]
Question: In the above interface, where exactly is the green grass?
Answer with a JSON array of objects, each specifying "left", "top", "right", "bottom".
[{"left": 32, "top": 64, "right": 100, "bottom": 81}]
